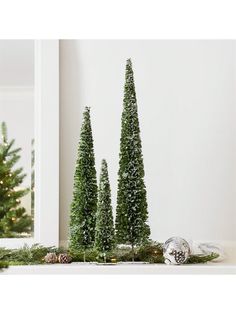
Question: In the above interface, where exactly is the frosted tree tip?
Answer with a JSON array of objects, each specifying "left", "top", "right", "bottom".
[
  {"left": 1, "top": 121, "right": 7, "bottom": 141},
  {"left": 101, "top": 159, "right": 107, "bottom": 167},
  {"left": 126, "top": 58, "right": 132, "bottom": 66},
  {"left": 84, "top": 106, "right": 91, "bottom": 112},
  {"left": 1, "top": 121, "right": 6, "bottom": 130}
]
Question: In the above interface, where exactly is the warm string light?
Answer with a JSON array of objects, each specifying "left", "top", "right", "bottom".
[{"left": 0, "top": 123, "right": 33, "bottom": 238}]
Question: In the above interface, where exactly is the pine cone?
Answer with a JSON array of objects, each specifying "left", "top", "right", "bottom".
[
  {"left": 58, "top": 253, "right": 72, "bottom": 264},
  {"left": 44, "top": 252, "right": 57, "bottom": 264}
]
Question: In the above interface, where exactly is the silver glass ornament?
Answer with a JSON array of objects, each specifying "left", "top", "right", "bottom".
[{"left": 163, "top": 237, "right": 191, "bottom": 265}]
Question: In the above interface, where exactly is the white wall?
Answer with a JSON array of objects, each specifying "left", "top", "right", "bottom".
[
  {"left": 0, "top": 40, "right": 34, "bottom": 86},
  {"left": 60, "top": 40, "right": 236, "bottom": 245},
  {"left": 0, "top": 88, "right": 34, "bottom": 187}
]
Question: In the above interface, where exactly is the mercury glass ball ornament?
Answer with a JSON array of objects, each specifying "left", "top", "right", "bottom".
[{"left": 163, "top": 237, "right": 191, "bottom": 265}]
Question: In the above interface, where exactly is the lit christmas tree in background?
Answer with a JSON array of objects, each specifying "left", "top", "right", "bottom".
[
  {"left": 115, "top": 59, "right": 150, "bottom": 259},
  {"left": 69, "top": 107, "right": 98, "bottom": 260},
  {"left": 0, "top": 122, "right": 32, "bottom": 238},
  {"left": 95, "top": 159, "right": 115, "bottom": 262}
]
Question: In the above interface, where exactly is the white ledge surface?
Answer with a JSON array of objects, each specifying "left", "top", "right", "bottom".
[{"left": 2, "top": 262, "right": 236, "bottom": 275}]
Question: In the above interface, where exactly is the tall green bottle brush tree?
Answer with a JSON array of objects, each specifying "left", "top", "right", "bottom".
[
  {"left": 0, "top": 122, "right": 32, "bottom": 238},
  {"left": 115, "top": 59, "right": 150, "bottom": 259},
  {"left": 95, "top": 159, "right": 115, "bottom": 262},
  {"left": 69, "top": 107, "right": 98, "bottom": 260}
]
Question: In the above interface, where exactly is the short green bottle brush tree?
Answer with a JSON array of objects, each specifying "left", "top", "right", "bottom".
[
  {"left": 0, "top": 122, "right": 32, "bottom": 238},
  {"left": 115, "top": 59, "right": 151, "bottom": 261},
  {"left": 69, "top": 107, "right": 98, "bottom": 261},
  {"left": 95, "top": 159, "right": 115, "bottom": 262}
]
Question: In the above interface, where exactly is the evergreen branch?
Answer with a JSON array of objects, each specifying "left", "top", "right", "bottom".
[{"left": 186, "top": 253, "right": 219, "bottom": 264}]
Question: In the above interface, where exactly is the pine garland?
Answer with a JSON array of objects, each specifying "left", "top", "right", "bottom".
[
  {"left": 0, "top": 243, "right": 219, "bottom": 265},
  {"left": 186, "top": 253, "right": 219, "bottom": 264},
  {"left": 0, "top": 244, "right": 64, "bottom": 265},
  {"left": 0, "top": 261, "right": 8, "bottom": 270}
]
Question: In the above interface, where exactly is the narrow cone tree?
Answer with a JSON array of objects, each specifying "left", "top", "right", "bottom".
[
  {"left": 95, "top": 159, "right": 115, "bottom": 261},
  {"left": 69, "top": 107, "right": 98, "bottom": 256},
  {"left": 115, "top": 59, "right": 150, "bottom": 255},
  {"left": 0, "top": 122, "right": 32, "bottom": 238}
]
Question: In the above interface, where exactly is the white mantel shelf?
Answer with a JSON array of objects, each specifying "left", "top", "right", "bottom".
[{"left": 2, "top": 262, "right": 236, "bottom": 275}]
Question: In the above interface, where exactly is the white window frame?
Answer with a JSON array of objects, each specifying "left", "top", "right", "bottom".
[{"left": 0, "top": 40, "right": 59, "bottom": 248}]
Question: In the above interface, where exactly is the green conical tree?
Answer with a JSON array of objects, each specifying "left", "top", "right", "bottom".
[
  {"left": 95, "top": 159, "right": 115, "bottom": 262},
  {"left": 115, "top": 59, "right": 150, "bottom": 259},
  {"left": 69, "top": 107, "right": 98, "bottom": 259},
  {"left": 0, "top": 122, "right": 32, "bottom": 238}
]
